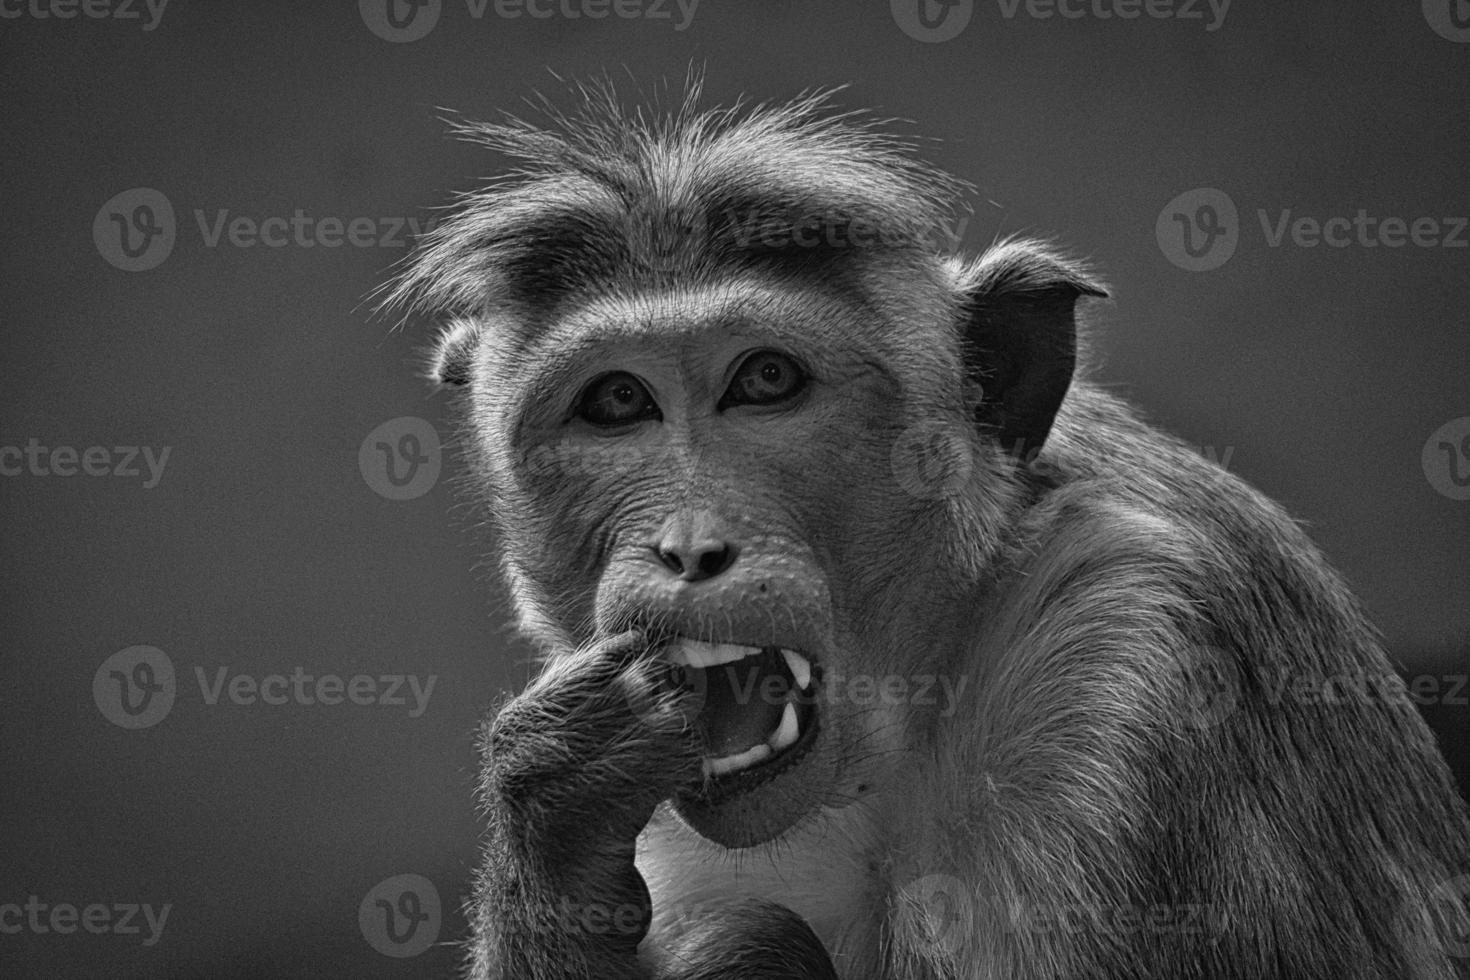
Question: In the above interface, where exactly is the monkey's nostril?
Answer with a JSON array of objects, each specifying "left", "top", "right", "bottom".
[
  {"left": 656, "top": 547, "right": 685, "bottom": 576},
  {"left": 654, "top": 541, "right": 738, "bottom": 582},
  {"left": 695, "top": 543, "right": 737, "bottom": 579}
]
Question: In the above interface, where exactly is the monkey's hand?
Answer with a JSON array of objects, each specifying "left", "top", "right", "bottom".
[
  {"left": 471, "top": 629, "right": 701, "bottom": 980},
  {"left": 653, "top": 901, "right": 842, "bottom": 980}
]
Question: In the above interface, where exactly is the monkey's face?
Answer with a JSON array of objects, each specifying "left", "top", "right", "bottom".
[{"left": 466, "top": 275, "right": 972, "bottom": 847}]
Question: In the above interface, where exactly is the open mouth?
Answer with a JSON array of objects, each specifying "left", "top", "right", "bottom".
[{"left": 661, "top": 638, "right": 819, "bottom": 799}]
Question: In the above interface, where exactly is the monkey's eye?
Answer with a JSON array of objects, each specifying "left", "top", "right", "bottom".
[
  {"left": 720, "top": 350, "right": 806, "bottom": 409},
  {"left": 575, "top": 372, "right": 660, "bottom": 427}
]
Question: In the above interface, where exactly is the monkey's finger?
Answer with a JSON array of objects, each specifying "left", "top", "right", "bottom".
[{"left": 586, "top": 627, "right": 653, "bottom": 669}]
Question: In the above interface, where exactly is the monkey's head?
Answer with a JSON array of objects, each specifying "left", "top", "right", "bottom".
[{"left": 393, "top": 89, "right": 1104, "bottom": 848}]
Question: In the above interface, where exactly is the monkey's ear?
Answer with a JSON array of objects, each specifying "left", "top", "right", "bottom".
[
  {"left": 956, "top": 240, "right": 1107, "bottom": 456},
  {"left": 427, "top": 318, "right": 481, "bottom": 386}
]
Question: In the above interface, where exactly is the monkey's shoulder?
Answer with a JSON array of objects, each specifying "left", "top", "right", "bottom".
[{"left": 1019, "top": 384, "right": 1376, "bottom": 664}]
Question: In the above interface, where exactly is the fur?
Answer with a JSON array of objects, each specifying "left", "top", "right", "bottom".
[{"left": 392, "top": 83, "right": 1470, "bottom": 979}]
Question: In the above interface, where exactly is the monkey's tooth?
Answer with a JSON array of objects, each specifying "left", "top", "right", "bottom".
[
  {"left": 702, "top": 743, "right": 773, "bottom": 778},
  {"left": 767, "top": 701, "right": 800, "bottom": 752},
  {"left": 671, "top": 639, "right": 757, "bottom": 669},
  {"left": 780, "top": 649, "right": 812, "bottom": 691}
]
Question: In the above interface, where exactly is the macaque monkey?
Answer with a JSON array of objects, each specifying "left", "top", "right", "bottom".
[{"left": 389, "top": 85, "right": 1470, "bottom": 979}]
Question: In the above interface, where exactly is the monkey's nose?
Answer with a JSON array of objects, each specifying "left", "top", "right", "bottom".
[{"left": 654, "top": 539, "right": 739, "bottom": 582}]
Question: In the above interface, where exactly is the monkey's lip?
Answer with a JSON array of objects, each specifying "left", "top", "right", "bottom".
[{"left": 658, "top": 638, "right": 820, "bottom": 797}]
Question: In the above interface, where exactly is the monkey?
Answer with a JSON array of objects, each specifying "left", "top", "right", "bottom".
[{"left": 386, "top": 84, "right": 1470, "bottom": 979}]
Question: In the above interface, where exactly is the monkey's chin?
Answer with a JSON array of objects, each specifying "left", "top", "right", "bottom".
[{"left": 671, "top": 714, "right": 827, "bottom": 848}]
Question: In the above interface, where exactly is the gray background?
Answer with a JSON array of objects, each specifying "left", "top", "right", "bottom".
[{"left": 1, "top": 1, "right": 1467, "bottom": 977}]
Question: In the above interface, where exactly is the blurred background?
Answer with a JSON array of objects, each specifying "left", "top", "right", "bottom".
[{"left": 1, "top": 2, "right": 1466, "bottom": 977}]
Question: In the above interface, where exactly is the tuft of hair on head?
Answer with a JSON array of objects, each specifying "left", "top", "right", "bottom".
[{"left": 374, "top": 76, "right": 972, "bottom": 327}]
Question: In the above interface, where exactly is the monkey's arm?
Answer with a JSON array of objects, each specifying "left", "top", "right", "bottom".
[
  {"left": 468, "top": 630, "right": 693, "bottom": 980},
  {"left": 468, "top": 631, "right": 840, "bottom": 980}
]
